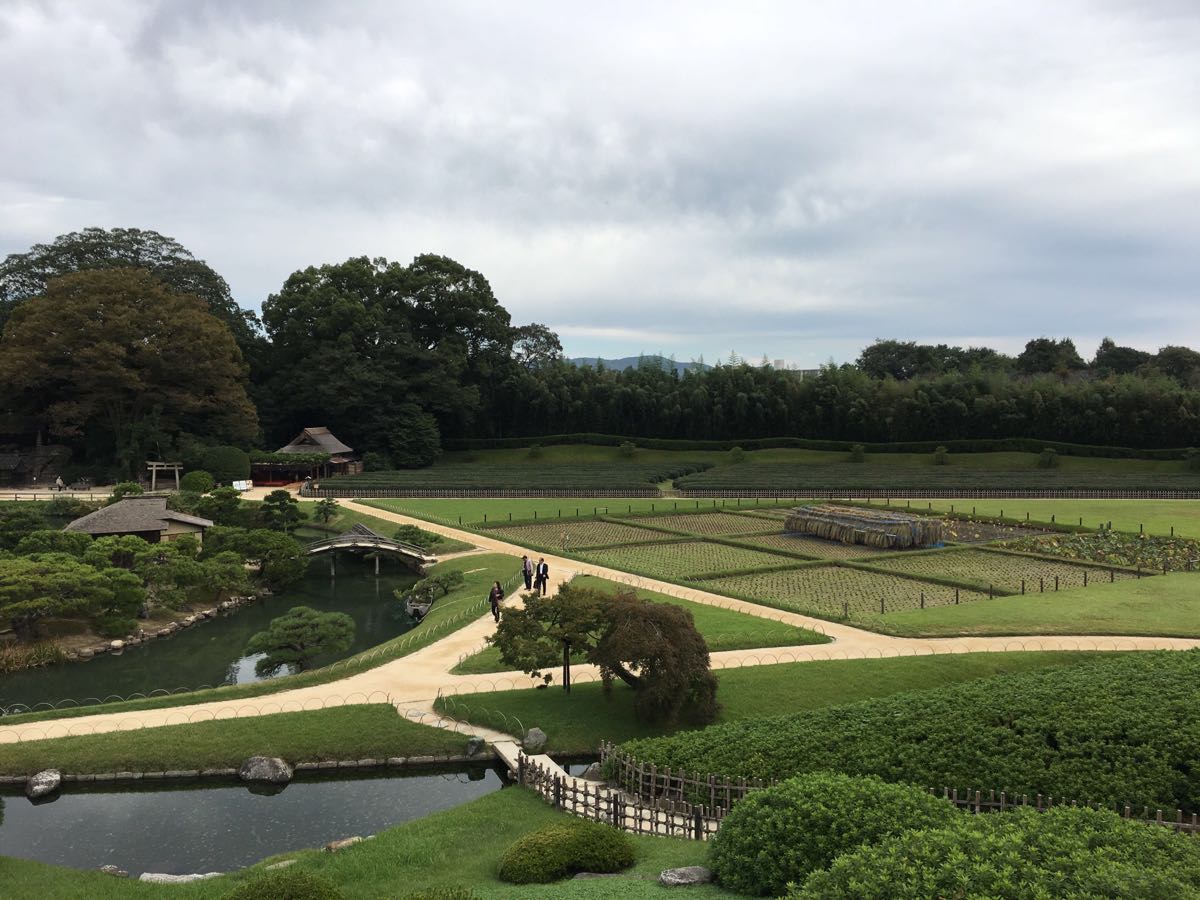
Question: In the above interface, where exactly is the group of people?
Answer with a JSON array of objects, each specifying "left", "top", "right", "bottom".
[{"left": 488, "top": 555, "right": 550, "bottom": 623}]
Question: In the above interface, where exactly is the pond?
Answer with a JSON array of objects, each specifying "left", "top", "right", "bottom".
[
  {"left": 0, "top": 765, "right": 506, "bottom": 876},
  {"left": 0, "top": 556, "right": 419, "bottom": 712}
]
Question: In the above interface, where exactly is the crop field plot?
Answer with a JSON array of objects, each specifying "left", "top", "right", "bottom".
[
  {"left": 578, "top": 540, "right": 797, "bottom": 581},
  {"left": 622, "top": 511, "right": 782, "bottom": 537},
  {"left": 695, "top": 566, "right": 991, "bottom": 619},
  {"left": 864, "top": 547, "right": 1141, "bottom": 592},
  {"left": 483, "top": 520, "right": 673, "bottom": 550},
  {"left": 739, "top": 533, "right": 895, "bottom": 560},
  {"left": 939, "top": 518, "right": 1057, "bottom": 544}
]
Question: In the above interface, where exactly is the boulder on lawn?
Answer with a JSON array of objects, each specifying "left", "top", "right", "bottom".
[
  {"left": 522, "top": 727, "right": 548, "bottom": 753},
  {"left": 26, "top": 769, "right": 62, "bottom": 800},
  {"left": 238, "top": 756, "right": 293, "bottom": 785},
  {"left": 659, "top": 866, "right": 713, "bottom": 886},
  {"left": 324, "top": 836, "right": 362, "bottom": 853},
  {"left": 466, "top": 736, "right": 487, "bottom": 755}
]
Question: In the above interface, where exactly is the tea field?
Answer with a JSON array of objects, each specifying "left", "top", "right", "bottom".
[
  {"left": 695, "top": 565, "right": 991, "bottom": 620},
  {"left": 862, "top": 548, "right": 1142, "bottom": 593},
  {"left": 319, "top": 462, "right": 705, "bottom": 494},
  {"left": 617, "top": 511, "right": 782, "bottom": 536},
  {"left": 482, "top": 519, "right": 674, "bottom": 551},
  {"left": 578, "top": 540, "right": 798, "bottom": 581},
  {"left": 736, "top": 533, "right": 893, "bottom": 560}
]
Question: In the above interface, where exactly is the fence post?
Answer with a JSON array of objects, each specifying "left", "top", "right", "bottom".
[
  {"left": 518, "top": 752, "right": 526, "bottom": 785},
  {"left": 554, "top": 775, "right": 563, "bottom": 810}
]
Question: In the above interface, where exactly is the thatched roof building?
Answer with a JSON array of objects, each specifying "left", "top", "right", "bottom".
[
  {"left": 65, "top": 496, "right": 213, "bottom": 544},
  {"left": 252, "top": 427, "right": 362, "bottom": 486}
]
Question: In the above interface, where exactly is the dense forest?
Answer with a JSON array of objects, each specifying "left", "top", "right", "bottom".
[{"left": 2, "top": 228, "right": 1199, "bottom": 477}]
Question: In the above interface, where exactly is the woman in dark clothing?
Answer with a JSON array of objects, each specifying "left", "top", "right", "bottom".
[{"left": 489, "top": 581, "right": 505, "bottom": 622}]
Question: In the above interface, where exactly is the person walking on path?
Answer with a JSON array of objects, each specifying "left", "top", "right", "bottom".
[
  {"left": 521, "top": 555, "right": 533, "bottom": 591},
  {"left": 535, "top": 558, "right": 550, "bottom": 596},
  {"left": 488, "top": 581, "right": 505, "bottom": 623}
]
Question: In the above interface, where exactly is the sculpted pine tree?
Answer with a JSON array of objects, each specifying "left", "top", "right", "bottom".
[
  {"left": 0, "top": 268, "right": 258, "bottom": 475},
  {"left": 245, "top": 606, "right": 355, "bottom": 676}
]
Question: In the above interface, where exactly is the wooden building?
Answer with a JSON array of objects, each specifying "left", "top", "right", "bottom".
[
  {"left": 251, "top": 427, "right": 362, "bottom": 485},
  {"left": 65, "top": 497, "right": 214, "bottom": 544}
]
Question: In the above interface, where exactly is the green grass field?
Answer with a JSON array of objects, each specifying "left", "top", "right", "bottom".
[
  {"left": 295, "top": 501, "right": 475, "bottom": 553},
  {"left": 864, "top": 572, "right": 1200, "bottom": 638},
  {"left": 482, "top": 519, "right": 675, "bottom": 551},
  {"left": 903, "top": 498, "right": 1200, "bottom": 538},
  {"left": 616, "top": 511, "right": 781, "bottom": 536},
  {"left": 360, "top": 496, "right": 795, "bottom": 526},
  {"left": 0, "top": 788, "right": 724, "bottom": 899},
  {"left": 437, "top": 651, "right": 1115, "bottom": 753},
  {"left": 451, "top": 575, "right": 828, "bottom": 674},
  {"left": 578, "top": 540, "right": 796, "bottom": 581},
  {"left": 0, "top": 706, "right": 466, "bottom": 776}
]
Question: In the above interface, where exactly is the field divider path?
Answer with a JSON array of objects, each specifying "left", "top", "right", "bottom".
[{"left": 4, "top": 495, "right": 1200, "bottom": 745}]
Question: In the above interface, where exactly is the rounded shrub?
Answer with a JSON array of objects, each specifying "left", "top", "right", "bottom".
[
  {"left": 201, "top": 445, "right": 252, "bottom": 483},
  {"left": 790, "top": 806, "right": 1200, "bottom": 899},
  {"left": 179, "top": 470, "right": 215, "bottom": 494},
  {"left": 709, "top": 772, "right": 958, "bottom": 896},
  {"left": 224, "top": 869, "right": 345, "bottom": 900},
  {"left": 497, "top": 820, "right": 635, "bottom": 884}
]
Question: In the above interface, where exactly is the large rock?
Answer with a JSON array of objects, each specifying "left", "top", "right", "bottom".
[
  {"left": 26, "top": 769, "right": 61, "bottom": 799},
  {"left": 324, "top": 836, "right": 362, "bottom": 853},
  {"left": 99, "top": 865, "right": 129, "bottom": 878},
  {"left": 659, "top": 866, "right": 713, "bottom": 886},
  {"left": 522, "top": 727, "right": 548, "bottom": 753},
  {"left": 579, "top": 762, "right": 604, "bottom": 781},
  {"left": 238, "top": 756, "right": 293, "bottom": 784},
  {"left": 138, "top": 872, "right": 221, "bottom": 883},
  {"left": 466, "top": 736, "right": 487, "bottom": 755}
]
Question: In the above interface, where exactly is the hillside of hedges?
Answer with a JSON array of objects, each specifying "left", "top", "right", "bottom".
[{"left": 616, "top": 650, "right": 1200, "bottom": 812}]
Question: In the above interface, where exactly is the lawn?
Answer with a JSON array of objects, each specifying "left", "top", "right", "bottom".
[
  {"left": 901, "top": 498, "right": 1200, "bottom": 538},
  {"left": 0, "top": 788, "right": 726, "bottom": 899},
  {"left": 864, "top": 571, "right": 1200, "bottom": 638},
  {"left": 695, "top": 565, "right": 989, "bottom": 621},
  {"left": 436, "top": 651, "right": 1114, "bottom": 753},
  {"left": 451, "top": 575, "right": 828, "bottom": 674},
  {"left": 2, "top": 554, "right": 520, "bottom": 725},
  {"left": 0, "top": 705, "right": 467, "bottom": 776}
]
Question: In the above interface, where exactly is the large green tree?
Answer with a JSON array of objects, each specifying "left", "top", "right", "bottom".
[
  {"left": 245, "top": 606, "right": 355, "bottom": 676},
  {"left": 259, "top": 254, "right": 512, "bottom": 450},
  {"left": 0, "top": 555, "right": 123, "bottom": 639},
  {"left": 0, "top": 268, "right": 258, "bottom": 475},
  {"left": 0, "top": 227, "right": 263, "bottom": 361}
]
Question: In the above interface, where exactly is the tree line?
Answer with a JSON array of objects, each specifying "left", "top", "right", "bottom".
[{"left": 2, "top": 227, "right": 1199, "bottom": 477}]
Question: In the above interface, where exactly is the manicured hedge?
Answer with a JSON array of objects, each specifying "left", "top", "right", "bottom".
[
  {"left": 322, "top": 463, "right": 705, "bottom": 492},
  {"left": 445, "top": 432, "right": 1192, "bottom": 460},
  {"left": 789, "top": 806, "right": 1200, "bottom": 899},
  {"left": 617, "top": 651, "right": 1200, "bottom": 812},
  {"left": 496, "top": 820, "right": 635, "bottom": 883},
  {"left": 709, "top": 773, "right": 958, "bottom": 896}
]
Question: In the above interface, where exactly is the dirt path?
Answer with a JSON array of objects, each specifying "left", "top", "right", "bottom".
[{"left": 3, "top": 496, "right": 1197, "bottom": 744}]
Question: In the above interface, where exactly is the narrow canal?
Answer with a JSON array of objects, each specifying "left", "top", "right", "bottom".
[{"left": 0, "top": 556, "right": 419, "bottom": 711}]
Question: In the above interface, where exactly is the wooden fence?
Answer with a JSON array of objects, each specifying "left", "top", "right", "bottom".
[
  {"left": 677, "top": 488, "right": 1200, "bottom": 500},
  {"left": 599, "top": 744, "right": 1200, "bottom": 837}
]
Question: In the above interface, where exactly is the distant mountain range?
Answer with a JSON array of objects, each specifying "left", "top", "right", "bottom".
[{"left": 566, "top": 354, "right": 712, "bottom": 375}]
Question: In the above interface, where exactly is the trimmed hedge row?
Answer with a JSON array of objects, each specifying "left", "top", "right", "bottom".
[
  {"left": 497, "top": 820, "right": 635, "bottom": 883},
  {"left": 617, "top": 651, "right": 1200, "bottom": 812},
  {"left": 790, "top": 806, "right": 1200, "bottom": 899},
  {"left": 445, "top": 432, "right": 1195, "bottom": 460}
]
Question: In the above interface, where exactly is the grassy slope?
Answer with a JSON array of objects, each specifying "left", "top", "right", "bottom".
[
  {"left": 438, "top": 651, "right": 1111, "bottom": 753},
  {"left": 865, "top": 572, "right": 1200, "bottom": 638},
  {"left": 901, "top": 498, "right": 1200, "bottom": 538},
  {"left": 452, "top": 574, "right": 827, "bottom": 675},
  {"left": 442, "top": 445, "right": 1188, "bottom": 473},
  {"left": 0, "top": 788, "right": 726, "bottom": 899},
  {"left": 3, "top": 553, "right": 519, "bottom": 725},
  {"left": 0, "top": 706, "right": 466, "bottom": 776}
]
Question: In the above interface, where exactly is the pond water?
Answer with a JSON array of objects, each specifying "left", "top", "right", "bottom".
[
  {"left": 0, "top": 556, "right": 419, "bottom": 711},
  {"left": 0, "top": 765, "right": 506, "bottom": 875}
]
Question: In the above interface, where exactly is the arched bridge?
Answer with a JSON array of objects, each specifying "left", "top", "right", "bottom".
[{"left": 305, "top": 523, "right": 437, "bottom": 573}]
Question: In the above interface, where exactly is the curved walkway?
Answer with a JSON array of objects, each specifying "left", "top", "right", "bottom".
[{"left": 3, "top": 497, "right": 1198, "bottom": 743}]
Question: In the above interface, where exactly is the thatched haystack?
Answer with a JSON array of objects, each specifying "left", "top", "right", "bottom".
[{"left": 784, "top": 504, "right": 943, "bottom": 549}]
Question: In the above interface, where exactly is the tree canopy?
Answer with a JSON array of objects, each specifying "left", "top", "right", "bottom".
[
  {"left": 0, "top": 268, "right": 258, "bottom": 475},
  {"left": 245, "top": 605, "right": 355, "bottom": 676}
]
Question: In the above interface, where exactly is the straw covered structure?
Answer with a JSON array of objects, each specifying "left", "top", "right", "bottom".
[{"left": 784, "top": 504, "right": 944, "bottom": 549}]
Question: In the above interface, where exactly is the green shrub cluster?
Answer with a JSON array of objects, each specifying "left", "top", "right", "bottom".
[
  {"left": 224, "top": 869, "right": 345, "bottom": 900},
  {"left": 790, "top": 806, "right": 1200, "bottom": 899},
  {"left": 497, "top": 820, "right": 635, "bottom": 884},
  {"left": 618, "top": 651, "right": 1200, "bottom": 812},
  {"left": 197, "top": 445, "right": 252, "bottom": 483},
  {"left": 709, "top": 773, "right": 958, "bottom": 896},
  {"left": 180, "top": 470, "right": 215, "bottom": 493}
]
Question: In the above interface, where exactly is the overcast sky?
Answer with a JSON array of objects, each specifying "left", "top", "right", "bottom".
[{"left": 2, "top": 1, "right": 1198, "bottom": 366}]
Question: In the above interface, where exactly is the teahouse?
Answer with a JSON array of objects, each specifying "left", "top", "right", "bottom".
[
  {"left": 64, "top": 496, "right": 214, "bottom": 545},
  {"left": 251, "top": 427, "right": 362, "bottom": 486}
]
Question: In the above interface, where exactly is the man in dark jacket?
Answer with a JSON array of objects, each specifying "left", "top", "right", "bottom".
[{"left": 534, "top": 558, "right": 549, "bottom": 596}]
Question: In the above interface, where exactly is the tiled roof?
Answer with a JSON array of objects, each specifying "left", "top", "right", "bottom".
[{"left": 64, "top": 496, "right": 214, "bottom": 535}]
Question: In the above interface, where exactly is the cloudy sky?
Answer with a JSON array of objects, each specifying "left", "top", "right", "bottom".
[{"left": 2, "top": 1, "right": 1198, "bottom": 366}]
